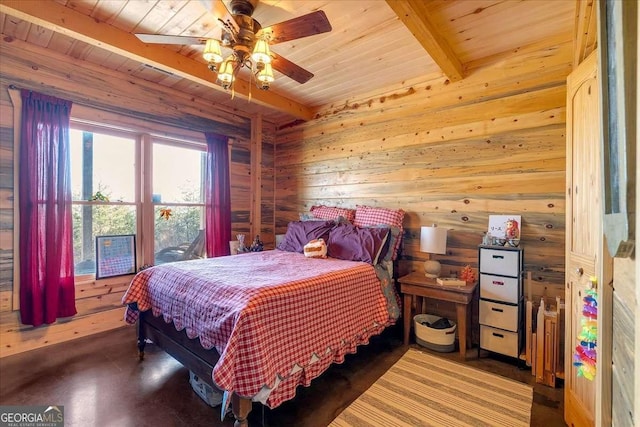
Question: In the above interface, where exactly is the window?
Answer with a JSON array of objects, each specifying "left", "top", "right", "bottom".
[
  {"left": 69, "top": 128, "right": 136, "bottom": 275},
  {"left": 152, "top": 141, "right": 206, "bottom": 264},
  {"left": 69, "top": 124, "right": 206, "bottom": 277}
]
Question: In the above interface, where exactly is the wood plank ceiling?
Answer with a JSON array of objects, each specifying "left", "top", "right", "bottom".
[{"left": 0, "top": 0, "right": 576, "bottom": 126}]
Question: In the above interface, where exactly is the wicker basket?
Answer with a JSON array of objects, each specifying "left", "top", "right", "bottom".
[{"left": 414, "top": 314, "right": 457, "bottom": 353}]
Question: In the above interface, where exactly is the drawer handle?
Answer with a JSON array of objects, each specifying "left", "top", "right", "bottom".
[
  {"left": 491, "top": 307, "right": 504, "bottom": 312},
  {"left": 492, "top": 332, "right": 504, "bottom": 338},
  {"left": 492, "top": 255, "right": 504, "bottom": 259},
  {"left": 492, "top": 280, "right": 505, "bottom": 286}
]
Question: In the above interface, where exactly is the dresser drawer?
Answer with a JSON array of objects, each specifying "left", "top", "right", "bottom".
[
  {"left": 480, "top": 274, "right": 519, "bottom": 304},
  {"left": 479, "top": 300, "right": 518, "bottom": 331},
  {"left": 479, "top": 248, "right": 521, "bottom": 276},
  {"left": 480, "top": 325, "right": 520, "bottom": 358}
]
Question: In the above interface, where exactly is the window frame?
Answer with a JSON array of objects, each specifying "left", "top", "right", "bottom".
[
  {"left": 68, "top": 120, "right": 207, "bottom": 279},
  {"left": 69, "top": 122, "right": 140, "bottom": 280},
  {"left": 147, "top": 136, "right": 207, "bottom": 265}
]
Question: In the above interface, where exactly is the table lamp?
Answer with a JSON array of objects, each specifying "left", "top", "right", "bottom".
[{"left": 420, "top": 225, "right": 448, "bottom": 278}]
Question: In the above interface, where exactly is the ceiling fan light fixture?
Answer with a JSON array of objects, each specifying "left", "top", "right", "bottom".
[
  {"left": 135, "top": 1, "right": 333, "bottom": 95},
  {"left": 251, "top": 38, "right": 271, "bottom": 65},
  {"left": 203, "top": 39, "right": 223, "bottom": 64}
]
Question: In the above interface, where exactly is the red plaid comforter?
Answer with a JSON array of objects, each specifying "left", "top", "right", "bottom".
[{"left": 122, "top": 250, "right": 396, "bottom": 408}]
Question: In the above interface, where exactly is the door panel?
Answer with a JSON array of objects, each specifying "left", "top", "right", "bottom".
[
  {"left": 565, "top": 52, "right": 600, "bottom": 427},
  {"left": 566, "top": 254, "right": 596, "bottom": 426}
]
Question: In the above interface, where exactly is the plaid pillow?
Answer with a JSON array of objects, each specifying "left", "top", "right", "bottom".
[
  {"left": 354, "top": 205, "right": 405, "bottom": 260},
  {"left": 309, "top": 205, "right": 356, "bottom": 223}
]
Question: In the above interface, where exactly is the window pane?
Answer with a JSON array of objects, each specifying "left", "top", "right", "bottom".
[
  {"left": 153, "top": 143, "right": 205, "bottom": 203},
  {"left": 154, "top": 206, "right": 205, "bottom": 264},
  {"left": 70, "top": 129, "right": 136, "bottom": 202},
  {"left": 73, "top": 204, "right": 137, "bottom": 274}
]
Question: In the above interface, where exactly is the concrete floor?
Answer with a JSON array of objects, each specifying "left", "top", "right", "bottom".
[{"left": 0, "top": 325, "right": 565, "bottom": 426}]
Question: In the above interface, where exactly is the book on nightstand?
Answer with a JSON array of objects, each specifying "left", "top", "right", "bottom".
[{"left": 436, "top": 277, "right": 466, "bottom": 286}]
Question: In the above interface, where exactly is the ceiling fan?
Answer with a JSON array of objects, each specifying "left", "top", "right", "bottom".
[{"left": 135, "top": 0, "right": 332, "bottom": 91}]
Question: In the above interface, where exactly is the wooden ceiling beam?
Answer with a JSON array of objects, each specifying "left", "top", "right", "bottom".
[
  {"left": 0, "top": 0, "right": 314, "bottom": 121},
  {"left": 385, "top": 0, "right": 464, "bottom": 82}
]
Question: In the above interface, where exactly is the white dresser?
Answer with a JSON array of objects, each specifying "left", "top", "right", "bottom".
[{"left": 478, "top": 245, "right": 524, "bottom": 358}]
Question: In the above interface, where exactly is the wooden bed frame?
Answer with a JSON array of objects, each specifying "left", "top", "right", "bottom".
[{"left": 137, "top": 311, "right": 252, "bottom": 427}]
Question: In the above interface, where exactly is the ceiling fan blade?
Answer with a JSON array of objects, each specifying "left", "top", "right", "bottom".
[
  {"left": 200, "top": 0, "right": 239, "bottom": 34},
  {"left": 135, "top": 34, "right": 209, "bottom": 45},
  {"left": 271, "top": 53, "right": 313, "bottom": 84},
  {"left": 259, "top": 10, "right": 332, "bottom": 45}
]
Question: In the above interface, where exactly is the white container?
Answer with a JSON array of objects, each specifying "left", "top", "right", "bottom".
[
  {"left": 479, "top": 248, "right": 521, "bottom": 276},
  {"left": 189, "top": 371, "right": 223, "bottom": 407},
  {"left": 479, "top": 300, "right": 519, "bottom": 331},
  {"left": 480, "top": 274, "right": 519, "bottom": 304},
  {"left": 480, "top": 325, "right": 520, "bottom": 358},
  {"left": 414, "top": 314, "right": 457, "bottom": 353}
]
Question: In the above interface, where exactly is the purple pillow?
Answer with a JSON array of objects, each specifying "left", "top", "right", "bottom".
[
  {"left": 327, "top": 223, "right": 390, "bottom": 264},
  {"left": 278, "top": 220, "right": 335, "bottom": 253}
]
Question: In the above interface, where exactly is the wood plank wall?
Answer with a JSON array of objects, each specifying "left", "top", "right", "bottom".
[
  {"left": 0, "top": 39, "right": 275, "bottom": 357},
  {"left": 276, "top": 37, "right": 574, "bottom": 311},
  {"left": 0, "top": 33, "right": 574, "bottom": 356},
  {"left": 260, "top": 120, "right": 277, "bottom": 247}
]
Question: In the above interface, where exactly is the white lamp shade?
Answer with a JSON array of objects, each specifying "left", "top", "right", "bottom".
[
  {"left": 203, "top": 39, "right": 223, "bottom": 63},
  {"left": 420, "top": 225, "right": 447, "bottom": 255},
  {"left": 217, "top": 58, "right": 235, "bottom": 83},
  {"left": 257, "top": 63, "right": 274, "bottom": 83},
  {"left": 251, "top": 39, "right": 271, "bottom": 64}
]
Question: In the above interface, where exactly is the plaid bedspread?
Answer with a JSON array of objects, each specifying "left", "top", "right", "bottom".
[{"left": 122, "top": 250, "right": 398, "bottom": 408}]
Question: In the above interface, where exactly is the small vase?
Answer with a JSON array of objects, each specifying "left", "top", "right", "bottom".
[
  {"left": 237, "top": 234, "right": 247, "bottom": 253},
  {"left": 508, "top": 238, "right": 520, "bottom": 247}
]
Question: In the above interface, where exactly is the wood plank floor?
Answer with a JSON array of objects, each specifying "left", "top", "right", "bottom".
[{"left": 0, "top": 325, "right": 565, "bottom": 426}]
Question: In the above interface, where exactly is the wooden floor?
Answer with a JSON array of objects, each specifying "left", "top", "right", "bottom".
[{"left": 0, "top": 324, "right": 565, "bottom": 426}]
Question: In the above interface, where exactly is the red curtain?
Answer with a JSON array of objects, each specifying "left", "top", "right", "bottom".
[
  {"left": 204, "top": 132, "right": 231, "bottom": 257},
  {"left": 19, "top": 90, "right": 77, "bottom": 326}
]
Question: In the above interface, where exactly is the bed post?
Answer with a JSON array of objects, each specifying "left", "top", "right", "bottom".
[
  {"left": 137, "top": 315, "right": 146, "bottom": 361},
  {"left": 231, "top": 393, "right": 252, "bottom": 427}
]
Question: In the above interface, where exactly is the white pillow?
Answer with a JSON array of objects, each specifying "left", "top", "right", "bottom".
[{"left": 303, "top": 238, "right": 327, "bottom": 258}]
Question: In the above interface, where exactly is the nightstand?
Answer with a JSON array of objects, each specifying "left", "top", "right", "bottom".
[{"left": 398, "top": 272, "right": 477, "bottom": 359}]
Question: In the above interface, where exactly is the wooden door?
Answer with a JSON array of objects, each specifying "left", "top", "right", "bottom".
[{"left": 564, "top": 51, "right": 613, "bottom": 427}]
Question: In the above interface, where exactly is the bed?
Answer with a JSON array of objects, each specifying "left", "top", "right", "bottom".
[{"left": 122, "top": 205, "right": 405, "bottom": 426}]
